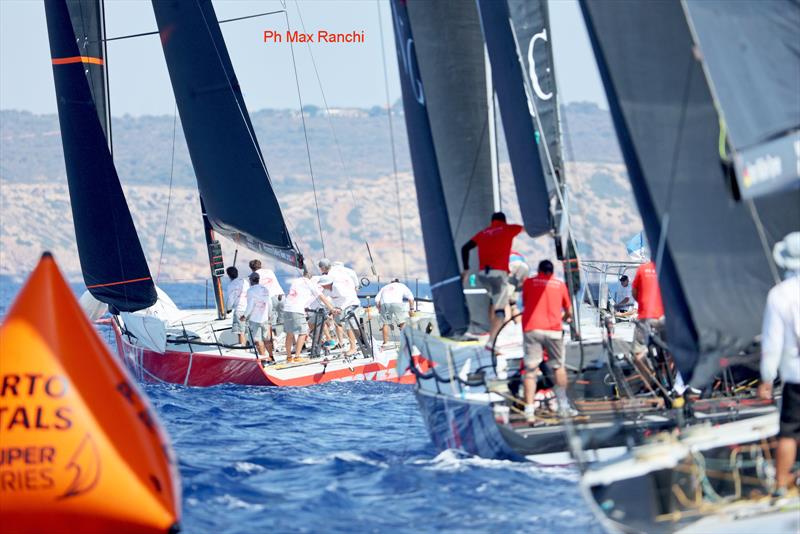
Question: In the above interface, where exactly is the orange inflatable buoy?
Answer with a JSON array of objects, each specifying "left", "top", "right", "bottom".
[{"left": 0, "top": 253, "right": 181, "bottom": 533}]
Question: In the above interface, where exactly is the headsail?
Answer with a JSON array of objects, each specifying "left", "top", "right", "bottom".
[
  {"left": 151, "top": 0, "right": 301, "bottom": 268},
  {"left": 581, "top": 0, "right": 800, "bottom": 385},
  {"left": 65, "top": 0, "right": 111, "bottom": 146},
  {"left": 476, "top": 0, "right": 552, "bottom": 236},
  {"left": 683, "top": 0, "right": 800, "bottom": 200},
  {"left": 44, "top": 0, "right": 156, "bottom": 312},
  {"left": 390, "top": 0, "right": 469, "bottom": 337}
]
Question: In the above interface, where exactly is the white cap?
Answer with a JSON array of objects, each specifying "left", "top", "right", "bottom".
[
  {"left": 317, "top": 275, "right": 334, "bottom": 286},
  {"left": 774, "top": 231, "right": 800, "bottom": 271}
]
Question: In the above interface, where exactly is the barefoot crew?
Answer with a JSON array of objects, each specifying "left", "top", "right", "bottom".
[{"left": 242, "top": 272, "right": 272, "bottom": 360}]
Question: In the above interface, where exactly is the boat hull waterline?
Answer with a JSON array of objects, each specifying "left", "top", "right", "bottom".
[{"left": 111, "top": 320, "right": 430, "bottom": 387}]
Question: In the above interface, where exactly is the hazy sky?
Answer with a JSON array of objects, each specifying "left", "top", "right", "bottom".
[{"left": 0, "top": 0, "right": 607, "bottom": 115}]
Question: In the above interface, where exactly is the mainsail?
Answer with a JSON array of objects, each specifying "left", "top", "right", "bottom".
[
  {"left": 683, "top": 0, "right": 800, "bottom": 200},
  {"left": 405, "top": 0, "right": 493, "bottom": 333},
  {"left": 44, "top": 0, "right": 156, "bottom": 312},
  {"left": 405, "top": 0, "right": 494, "bottom": 256},
  {"left": 151, "top": 0, "right": 301, "bottom": 268},
  {"left": 390, "top": 0, "right": 469, "bottom": 337},
  {"left": 581, "top": 0, "right": 800, "bottom": 385}
]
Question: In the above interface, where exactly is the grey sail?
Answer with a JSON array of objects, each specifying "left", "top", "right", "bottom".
[
  {"left": 580, "top": 0, "right": 800, "bottom": 386},
  {"left": 405, "top": 0, "right": 494, "bottom": 255},
  {"left": 406, "top": 0, "right": 495, "bottom": 333},
  {"left": 65, "top": 0, "right": 111, "bottom": 146},
  {"left": 683, "top": 0, "right": 800, "bottom": 200},
  {"left": 507, "top": 0, "right": 564, "bottom": 188},
  {"left": 151, "top": 0, "right": 301, "bottom": 268}
]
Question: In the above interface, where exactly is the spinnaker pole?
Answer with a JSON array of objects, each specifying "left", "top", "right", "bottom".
[{"left": 201, "top": 197, "right": 226, "bottom": 320}]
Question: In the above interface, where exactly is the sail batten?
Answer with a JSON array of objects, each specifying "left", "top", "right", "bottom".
[
  {"left": 151, "top": 0, "right": 300, "bottom": 268},
  {"left": 44, "top": 0, "right": 156, "bottom": 312}
]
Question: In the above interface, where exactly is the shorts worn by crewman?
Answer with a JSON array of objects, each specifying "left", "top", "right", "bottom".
[
  {"left": 248, "top": 321, "right": 270, "bottom": 341},
  {"left": 523, "top": 330, "right": 565, "bottom": 372},
  {"left": 283, "top": 310, "right": 309, "bottom": 335},
  {"left": 478, "top": 269, "right": 511, "bottom": 309},
  {"left": 335, "top": 305, "right": 364, "bottom": 330},
  {"left": 379, "top": 303, "right": 406, "bottom": 328},
  {"left": 779, "top": 382, "right": 800, "bottom": 440},
  {"left": 633, "top": 317, "right": 666, "bottom": 354}
]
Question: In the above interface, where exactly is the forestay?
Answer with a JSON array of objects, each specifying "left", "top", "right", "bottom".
[
  {"left": 581, "top": 0, "right": 800, "bottom": 386},
  {"left": 44, "top": 0, "right": 156, "bottom": 312},
  {"left": 152, "top": 0, "right": 301, "bottom": 268}
]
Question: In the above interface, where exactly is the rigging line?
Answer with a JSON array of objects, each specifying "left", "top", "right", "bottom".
[
  {"left": 156, "top": 103, "right": 179, "bottom": 283},
  {"left": 376, "top": 0, "right": 408, "bottom": 281},
  {"left": 293, "top": 0, "right": 375, "bottom": 272},
  {"left": 452, "top": 112, "right": 491, "bottom": 238},
  {"left": 655, "top": 58, "right": 695, "bottom": 272},
  {"left": 282, "top": 8, "right": 327, "bottom": 258},
  {"left": 101, "top": 9, "right": 287, "bottom": 42}
]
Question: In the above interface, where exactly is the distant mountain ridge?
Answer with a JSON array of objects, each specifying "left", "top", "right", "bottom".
[{"left": 0, "top": 104, "right": 636, "bottom": 282}]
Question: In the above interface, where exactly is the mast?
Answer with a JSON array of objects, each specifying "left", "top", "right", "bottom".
[
  {"left": 201, "top": 197, "right": 226, "bottom": 320},
  {"left": 485, "top": 46, "right": 501, "bottom": 212}
]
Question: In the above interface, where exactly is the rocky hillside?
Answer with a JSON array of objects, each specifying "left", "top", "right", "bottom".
[{"left": 0, "top": 104, "right": 639, "bottom": 283}]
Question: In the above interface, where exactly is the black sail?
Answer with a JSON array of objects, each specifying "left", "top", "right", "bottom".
[
  {"left": 476, "top": 0, "right": 551, "bottom": 236},
  {"left": 580, "top": 0, "right": 800, "bottom": 385},
  {"left": 507, "top": 0, "right": 564, "bottom": 187},
  {"left": 151, "top": 0, "right": 300, "bottom": 267},
  {"left": 683, "top": 0, "right": 800, "bottom": 200},
  {"left": 390, "top": 0, "right": 469, "bottom": 337},
  {"left": 405, "top": 0, "right": 494, "bottom": 255},
  {"left": 44, "top": 0, "right": 156, "bottom": 312}
]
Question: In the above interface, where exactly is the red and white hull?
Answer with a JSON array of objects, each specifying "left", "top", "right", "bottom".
[{"left": 110, "top": 319, "right": 429, "bottom": 387}]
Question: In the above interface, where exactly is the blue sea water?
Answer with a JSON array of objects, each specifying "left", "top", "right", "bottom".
[{"left": 1, "top": 280, "right": 602, "bottom": 533}]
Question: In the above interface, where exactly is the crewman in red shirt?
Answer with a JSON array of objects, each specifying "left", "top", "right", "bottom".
[
  {"left": 521, "top": 260, "right": 574, "bottom": 422},
  {"left": 461, "top": 212, "right": 523, "bottom": 343},
  {"left": 631, "top": 260, "right": 665, "bottom": 360}
]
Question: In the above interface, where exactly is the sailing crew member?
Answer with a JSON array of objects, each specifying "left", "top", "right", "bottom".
[
  {"left": 631, "top": 260, "right": 667, "bottom": 390},
  {"left": 319, "top": 258, "right": 359, "bottom": 346},
  {"left": 758, "top": 231, "right": 800, "bottom": 496},
  {"left": 508, "top": 250, "right": 530, "bottom": 322},
  {"left": 461, "top": 212, "right": 523, "bottom": 343},
  {"left": 521, "top": 260, "right": 574, "bottom": 422},
  {"left": 225, "top": 266, "right": 248, "bottom": 346},
  {"left": 249, "top": 259, "right": 285, "bottom": 334},
  {"left": 283, "top": 272, "right": 336, "bottom": 362},
  {"left": 319, "top": 274, "right": 363, "bottom": 357},
  {"left": 375, "top": 278, "right": 415, "bottom": 347},
  {"left": 613, "top": 275, "right": 634, "bottom": 316},
  {"left": 242, "top": 272, "right": 273, "bottom": 361}
]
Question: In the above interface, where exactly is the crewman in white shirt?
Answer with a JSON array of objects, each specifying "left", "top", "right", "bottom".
[
  {"left": 613, "top": 274, "right": 635, "bottom": 317},
  {"left": 758, "top": 232, "right": 800, "bottom": 495},
  {"left": 242, "top": 272, "right": 272, "bottom": 360},
  {"left": 375, "top": 278, "right": 415, "bottom": 347},
  {"left": 319, "top": 274, "right": 363, "bottom": 357},
  {"left": 225, "top": 266, "right": 248, "bottom": 346},
  {"left": 249, "top": 259, "right": 285, "bottom": 337},
  {"left": 282, "top": 272, "right": 336, "bottom": 362}
]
